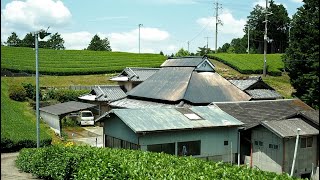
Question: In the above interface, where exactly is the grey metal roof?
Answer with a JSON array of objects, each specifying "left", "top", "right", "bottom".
[
  {"left": 261, "top": 118, "right": 319, "bottom": 138},
  {"left": 39, "top": 101, "right": 97, "bottom": 116},
  {"left": 79, "top": 85, "right": 127, "bottom": 102},
  {"left": 161, "top": 57, "right": 205, "bottom": 67},
  {"left": 229, "top": 79, "right": 259, "bottom": 90},
  {"left": 128, "top": 68, "right": 251, "bottom": 104},
  {"left": 214, "top": 99, "right": 314, "bottom": 129},
  {"left": 299, "top": 110, "right": 319, "bottom": 125},
  {"left": 245, "top": 89, "right": 283, "bottom": 100},
  {"left": 110, "top": 67, "right": 160, "bottom": 82},
  {"left": 127, "top": 67, "right": 194, "bottom": 102},
  {"left": 107, "top": 106, "right": 243, "bottom": 133}
]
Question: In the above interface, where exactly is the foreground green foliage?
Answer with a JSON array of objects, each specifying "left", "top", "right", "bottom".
[
  {"left": 1, "top": 46, "right": 166, "bottom": 75},
  {"left": 1, "top": 79, "right": 52, "bottom": 152},
  {"left": 208, "top": 53, "right": 284, "bottom": 76},
  {"left": 283, "top": 0, "right": 319, "bottom": 109},
  {"left": 16, "top": 145, "right": 301, "bottom": 180}
]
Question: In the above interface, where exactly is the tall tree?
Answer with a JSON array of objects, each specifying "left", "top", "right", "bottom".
[
  {"left": 245, "top": 1, "right": 290, "bottom": 53},
  {"left": 218, "top": 43, "right": 231, "bottom": 53},
  {"left": 283, "top": 0, "right": 319, "bottom": 109},
  {"left": 175, "top": 48, "right": 190, "bottom": 57},
  {"left": 6, "top": 32, "right": 21, "bottom": 47},
  {"left": 87, "top": 34, "right": 112, "bottom": 51},
  {"left": 196, "top": 46, "right": 213, "bottom": 56},
  {"left": 21, "top": 32, "right": 35, "bottom": 48},
  {"left": 47, "top": 32, "right": 65, "bottom": 50}
]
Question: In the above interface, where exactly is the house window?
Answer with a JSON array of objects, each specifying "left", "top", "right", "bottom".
[
  {"left": 274, "top": 145, "right": 279, "bottom": 149},
  {"left": 224, "top": 141, "right": 228, "bottom": 146},
  {"left": 269, "top": 144, "right": 273, "bottom": 148},
  {"left": 147, "top": 143, "right": 175, "bottom": 155},
  {"left": 258, "top": 141, "right": 263, "bottom": 146},
  {"left": 254, "top": 140, "right": 263, "bottom": 146},
  {"left": 269, "top": 144, "right": 279, "bottom": 149},
  {"left": 178, "top": 140, "right": 201, "bottom": 156},
  {"left": 254, "top": 141, "right": 258, "bottom": 145},
  {"left": 301, "top": 137, "right": 313, "bottom": 148},
  {"left": 105, "top": 135, "right": 139, "bottom": 150}
]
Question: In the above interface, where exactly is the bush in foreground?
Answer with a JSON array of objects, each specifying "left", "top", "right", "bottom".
[{"left": 16, "top": 145, "right": 302, "bottom": 180}]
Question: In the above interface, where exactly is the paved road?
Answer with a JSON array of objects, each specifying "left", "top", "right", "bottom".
[
  {"left": 66, "top": 126, "right": 103, "bottom": 147},
  {"left": 1, "top": 152, "right": 41, "bottom": 180}
]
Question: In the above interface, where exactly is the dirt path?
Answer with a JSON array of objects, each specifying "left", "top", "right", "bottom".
[{"left": 1, "top": 152, "right": 41, "bottom": 180}]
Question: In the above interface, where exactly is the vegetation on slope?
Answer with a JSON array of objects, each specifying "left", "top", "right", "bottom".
[
  {"left": 16, "top": 145, "right": 301, "bottom": 180},
  {"left": 1, "top": 78, "right": 52, "bottom": 152},
  {"left": 1, "top": 46, "right": 166, "bottom": 75},
  {"left": 208, "top": 53, "right": 284, "bottom": 76}
]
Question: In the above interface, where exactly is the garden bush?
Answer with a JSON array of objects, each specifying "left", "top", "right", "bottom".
[
  {"left": 45, "top": 88, "right": 89, "bottom": 103},
  {"left": 16, "top": 145, "right": 302, "bottom": 180},
  {"left": 8, "top": 84, "right": 27, "bottom": 101}
]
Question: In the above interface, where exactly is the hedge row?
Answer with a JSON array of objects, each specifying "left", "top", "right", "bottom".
[
  {"left": 16, "top": 145, "right": 301, "bottom": 180},
  {"left": 1, "top": 137, "right": 51, "bottom": 153}
]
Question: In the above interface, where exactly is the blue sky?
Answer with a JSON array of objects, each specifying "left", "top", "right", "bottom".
[{"left": 1, "top": 0, "right": 303, "bottom": 55}]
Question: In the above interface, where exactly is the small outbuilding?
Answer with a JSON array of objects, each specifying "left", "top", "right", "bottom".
[
  {"left": 96, "top": 105, "right": 244, "bottom": 162},
  {"left": 39, "top": 101, "right": 97, "bottom": 135}
]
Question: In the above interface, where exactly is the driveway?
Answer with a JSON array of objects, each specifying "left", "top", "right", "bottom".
[
  {"left": 1, "top": 152, "right": 41, "bottom": 180},
  {"left": 64, "top": 126, "right": 103, "bottom": 147}
]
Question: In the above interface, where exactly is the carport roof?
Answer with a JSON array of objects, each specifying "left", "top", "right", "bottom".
[{"left": 39, "top": 101, "right": 97, "bottom": 116}]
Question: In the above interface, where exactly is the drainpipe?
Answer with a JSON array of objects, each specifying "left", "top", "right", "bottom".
[
  {"left": 290, "top": 128, "right": 301, "bottom": 177},
  {"left": 250, "top": 142, "right": 253, "bottom": 167},
  {"left": 282, "top": 138, "right": 285, "bottom": 172}
]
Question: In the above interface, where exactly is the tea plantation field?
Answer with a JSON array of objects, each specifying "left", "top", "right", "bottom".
[
  {"left": 208, "top": 53, "right": 285, "bottom": 76},
  {"left": 1, "top": 46, "right": 166, "bottom": 75}
]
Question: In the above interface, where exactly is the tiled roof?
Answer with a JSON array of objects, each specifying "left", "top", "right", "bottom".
[
  {"left": 261, "top": 118, "right": 319, "bottom": 138},
  {"left": 110, "top": 67, "right": 160, "bottom": 82},
  {"left": 79, "top": 85, "right": 127, "bottom": 102},
  {"left": 214, "top": 99, "right": 314, "bottom": 129},
  {"left": 245, "top": 89, "right": 283, "bottom": 100}
]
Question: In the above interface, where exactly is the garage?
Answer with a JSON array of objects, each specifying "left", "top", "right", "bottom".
[{"left": 39, "top": 101, "right": 97, "bottom": 136}]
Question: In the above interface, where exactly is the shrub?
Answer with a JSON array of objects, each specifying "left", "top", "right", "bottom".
[
  {"left": 22, "top": 83, "right": 43, "bottom": 101},
  {"left": 44, "top": 88, "right": 89, "bottom": 103},
  {"left": 8, "top": 84, "right": 27, "bottom": 101}
]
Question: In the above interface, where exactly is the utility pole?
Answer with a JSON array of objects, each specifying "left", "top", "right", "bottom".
[
  {"left": 214, "top": 1, "right": 222, "bottom": 53},
  {"left": 204, "top": 36, "right": 213, "bottom": 53},
  {"left": 187, "top": 41, "right": 190, "bottom": 52},
  {"left": 247, "top": 24, "right": 250, "bottom": 54},
  {"left": 263, "top": 0, "right": 271, "bottom": 77},
  {"left": 138, "top": 24, "right": 143, "bottom": 53}
]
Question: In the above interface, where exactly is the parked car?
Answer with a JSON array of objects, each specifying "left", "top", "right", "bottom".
[{"left": 77, "top": 110, "right": 94, "bottom": 126}]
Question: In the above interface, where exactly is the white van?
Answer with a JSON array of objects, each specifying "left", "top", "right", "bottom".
[{"left": 77, "top": 110, "right": 94, "bottom": 126}]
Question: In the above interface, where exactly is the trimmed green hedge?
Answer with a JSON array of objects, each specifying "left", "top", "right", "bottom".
[
  {"left": 16, "top": 145, "right": 301, "bottom": 180},
  {"left": 208, "top": 53, "right": 284, "bottom": 76},
  {"left": 1, "top": 46, "right": 166, "bottom": 75}
]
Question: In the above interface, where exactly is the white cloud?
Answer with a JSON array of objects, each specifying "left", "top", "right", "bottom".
[
  {"left": 197, "top": 11, "right": 246, "bottom": 38},
  {"left": 62, "top": 31, "right": 92, "bottom": 50},
  {"left": 1, "top": 0, "right": 71, "bottom": 38}
]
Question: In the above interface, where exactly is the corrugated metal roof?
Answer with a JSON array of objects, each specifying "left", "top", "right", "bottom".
[
  {"left": 161, "top": 57, "right": 204, "bottom": 67},
  {"left": 40, "top": 101, "right": 97, "bottom": 116},
  {"left": 110, "top": 67, "right": 160, "bottom": 82},
  {"left": 79, "top": 85, "right": 127, "bottom": 102},
  {"left": 109, "top": 106, "right": 243, "bottom": 133},
  {"left": 245, "top": 89, "right": 283, "bottom": 100},
  {"left": 261, "top": 118, "right": 319, "bottom": 138},
  {"left": 214, "top": 99, "right": 314, "bottom": 129},
  {"left": 109, "top": 98, "right": 178, "bottom": 109},
  {"left": 299, "top": 110, "right": 319, "bottom": 125},
  {"left": 127, "top": 67, "right": 194, "bottom": 102},
  {"left": 128, "top": 68, "right": 251, "bottom": 104}
]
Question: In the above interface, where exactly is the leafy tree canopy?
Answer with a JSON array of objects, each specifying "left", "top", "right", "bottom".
[
  {"left": 283, "top": 0, "right": 319, "bottom": 109},
  {"left": 47, "top": 32, "right": 65, "bottom": 50},
  {"left": 174, "top": 48, "right": 190, "bottom": 57},
  {"left": 21, "top": 33, "right": 34, "bottom": 48},
  {"left": 6, "top": 32, "right": 21, "bottom": 47},
  {"left": 87, "top": 34, "right": 112, "bottom": 51}
]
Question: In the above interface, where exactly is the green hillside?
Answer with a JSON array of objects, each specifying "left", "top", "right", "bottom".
[
  {"left": 1, "top": 46, "right": 166, "bottom": 75},
  {"left": 208, "top": 53, "right": 285, "bottom": 76}
]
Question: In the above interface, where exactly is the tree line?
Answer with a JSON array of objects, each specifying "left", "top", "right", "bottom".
[{"left": 3, "top": 32, "right": 111, "bottom": 51}]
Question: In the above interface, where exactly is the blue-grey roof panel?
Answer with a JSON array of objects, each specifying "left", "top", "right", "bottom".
[
  {"left": 92, "top": 85, "right": 127, "bottom": 102},
  {"left": 40, "top": 101, "right": 97, "bottom": 116},
  {"left": 111, "top": 106, "right": 243, "bottom": 133},
  {"left": 245, "top": 89, "right": 283, "bottom": 100}
]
